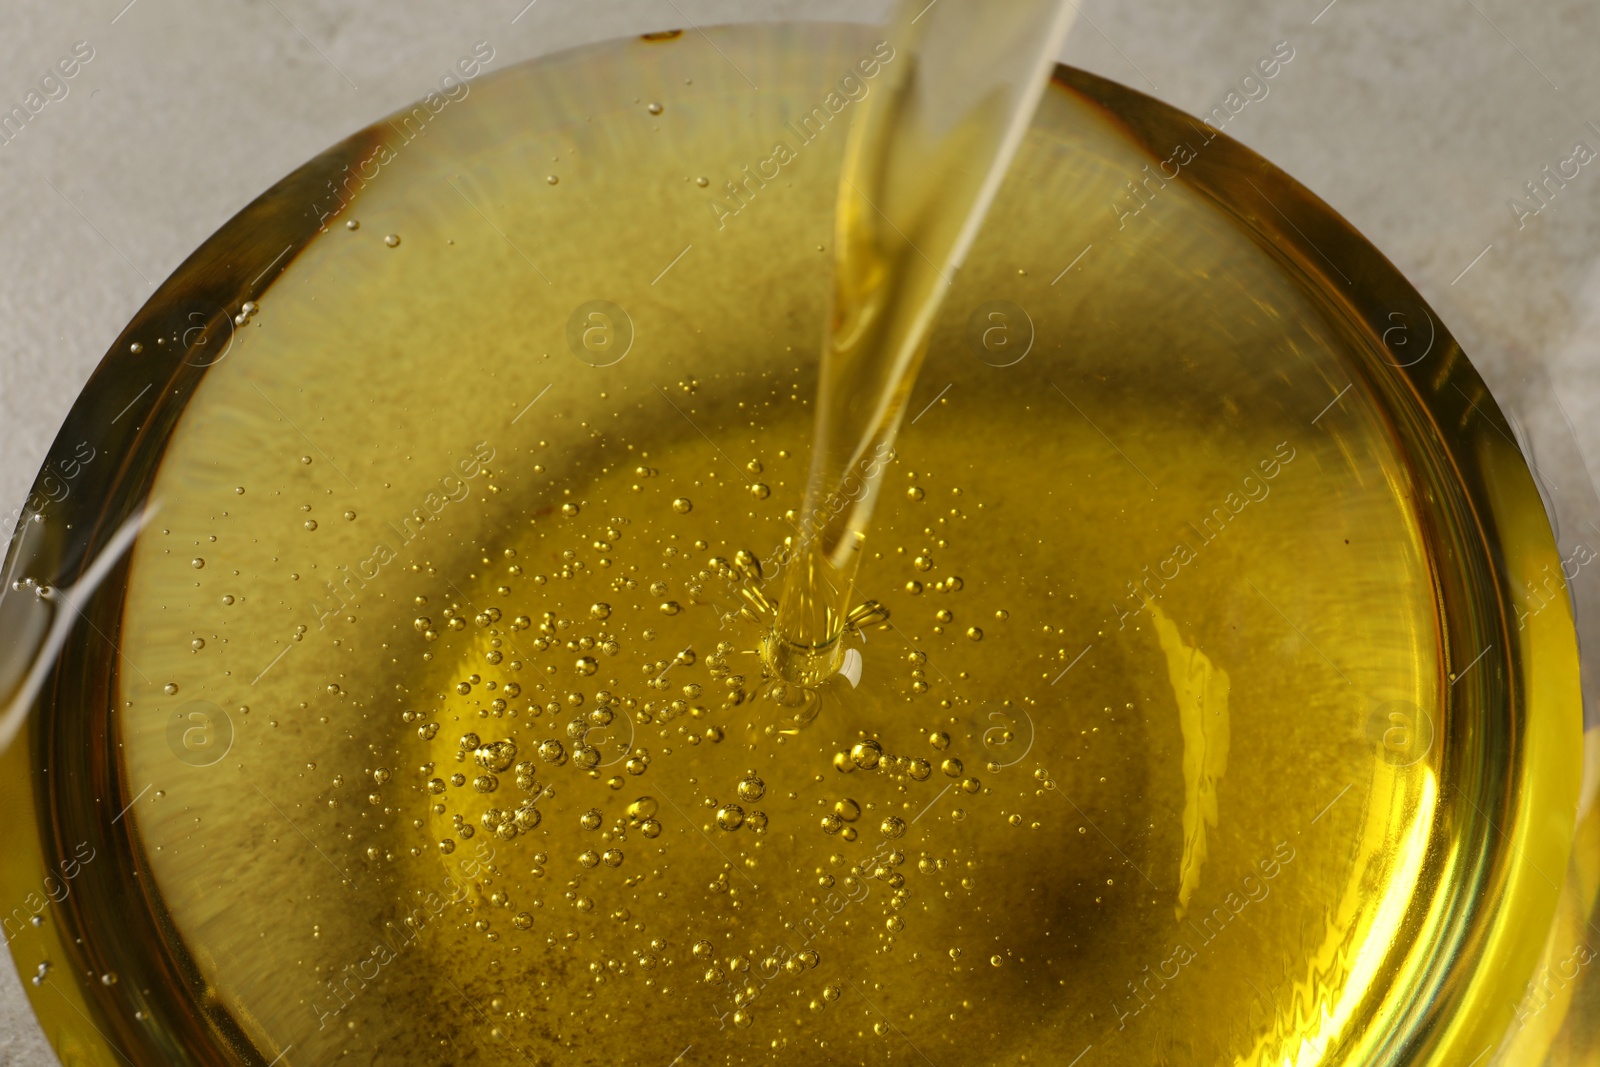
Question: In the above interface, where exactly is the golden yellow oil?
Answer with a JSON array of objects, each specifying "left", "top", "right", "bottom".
[
  {"left": 767, "top": 0, "right": 1075, "bottom": 678},
  {"left": 8, "top": 22, "right": 1581, "bottom": 1067}
]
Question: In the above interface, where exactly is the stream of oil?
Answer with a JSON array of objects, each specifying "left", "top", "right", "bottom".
[{"left": 764, "top": 0, "right": 1078, "bottom": 688}]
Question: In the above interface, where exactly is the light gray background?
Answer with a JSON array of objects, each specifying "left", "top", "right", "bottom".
[{"left": 3, "top": 1, "right": 1597, "bottom": 1063}]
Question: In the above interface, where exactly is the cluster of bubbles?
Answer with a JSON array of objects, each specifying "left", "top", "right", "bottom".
[
  {"left": 829, "top": 736, "right": 979, "bottom": 795},
  {"left": 693, "top": 939, "right": 825, "bottom": 1029},
  {"left": 712, "top": 773, "right": 769, "bottom": 833},
  {"left": 429, "top": 732, "right": 548, "bottom": 854},
  {"left": 819, "top": 731, "right": 980, "bottom": 914},
  {"left": 357, "top": 458, "right": 1025, "bottom": 1045}
]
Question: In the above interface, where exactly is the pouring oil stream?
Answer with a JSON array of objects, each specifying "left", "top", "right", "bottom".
[{"left": 763, "top": 0, "right": 1080, "bottom": 689}]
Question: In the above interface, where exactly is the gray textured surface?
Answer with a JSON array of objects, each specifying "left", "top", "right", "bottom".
[{"left": 2, "top": 1, "right": 1597, "bottom": 1063}]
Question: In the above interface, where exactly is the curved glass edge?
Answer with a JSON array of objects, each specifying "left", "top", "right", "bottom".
[
  {"left": 0, "top": 25, "right": 1584, "bottom": 1066},
  {"left": 1482, "top": 359, "right": 1600, "bottom": 1066},
  {"left": 1055, "top": 67, "right": 1587, "bottom": 1066},
  {"left": 0, "top": 122, "right": 386, "bottom": 1064}
]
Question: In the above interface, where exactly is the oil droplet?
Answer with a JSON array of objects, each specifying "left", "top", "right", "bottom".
[
  {"left": 880, "top": 816, "right": 906, "bottom": 840},
  {"left": 561, "top": 502, "right": 580, "bottom": 517},
  {"left": 580, "top": 808, "right": 604, "bottom": 831},
  {"left": 190, "top": 638, "right": 205, "bottom": 651},
  {"left": 304, "top": 519, "right": 318, "bottom": 531},
  {"left": 695, "top": 176, "right": 709, "bottom": 187},
  {"left": 373, "top": 767, "right": 391, "bottom": 785},
  {"left": 163, "top": 683, "right": 179, "bottom": 696},
  {"left": 384, "top": 234, "right": 401, "bottom": 247},
  {"left": 602, "top": 849, "right": 624, "bottom": 867},
  {"left": 737, "top": 775, "right": 766, "bottom": 803},
  {"left": 820, "top": 814, "right": 844, "bottom": 835},
  {"left": 716, "top": 805, "right": 745, "bottom": 831},
  {"left": 660, "top": 601, "right": 682, "bottom": 616},
  {"left": 591, "top": 603, "right": 612, "bottom": 620},
  {"left": 834, "top": 798, "right": 861, "bottom": 822},
  {"left": 546, "top": 175, "right": 559, "bottom": 185},
  {"left": 130, "top": 342, "right": 144, "bottom": 354},
  {"left": 967, "top": 627, "right": 983, "bottom": 641},
  {"left": 990, "top": 955, "right": 1003, "bottom": 967},
  {"left": 641, "top": 818, "right": 662, "bottom": 838},
  {"left": 942, "top": 758, "right": 963, "bottom": 777},
  {"left": 513, "top": 912, "right": 533, "bottom": 930},
  {"left": 908, "top": 759, "right": 932, "bottom": 781},
  {"left": 576, "top": 656, "right": 598, "bottom": 675},
  {"left": 850, "top": 740, "right": 882, "bottom": 770},
  {"left": 949, "top": 948, "right": 962, "bottom": 960},
  {"left": 579, "top": 850, "right": 600, "bottom": 868},
  {"left": 672, "top": 498, "right": 693, "bottom": 514},
  {"left": 746, "top": 810, "right": 768, "bottom": 831},
  {"left": 190, "top": 558, "right": 205, "bottom": 570},
  {"left": 749, "top": 483, "right": 770, "bottom": 500},
  {"left": 626, "top": 796, "right": 658, "bottom": 824},
  {"left": 346, "top": 219, "right": 360, "bottom": 230},
  {"left": 647, "top": 102, "right": 664, "bottom": 114},
  {"left": 907, "top": 486, "right": 925, "bottom": 501},
  {"left": 344, "top": 510, "right": 357, "bottom": 521}
]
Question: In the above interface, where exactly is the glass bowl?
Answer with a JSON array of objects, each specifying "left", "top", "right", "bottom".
[{"left": 0, "top": 21, "right": 1587, "bottom": 1067}]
